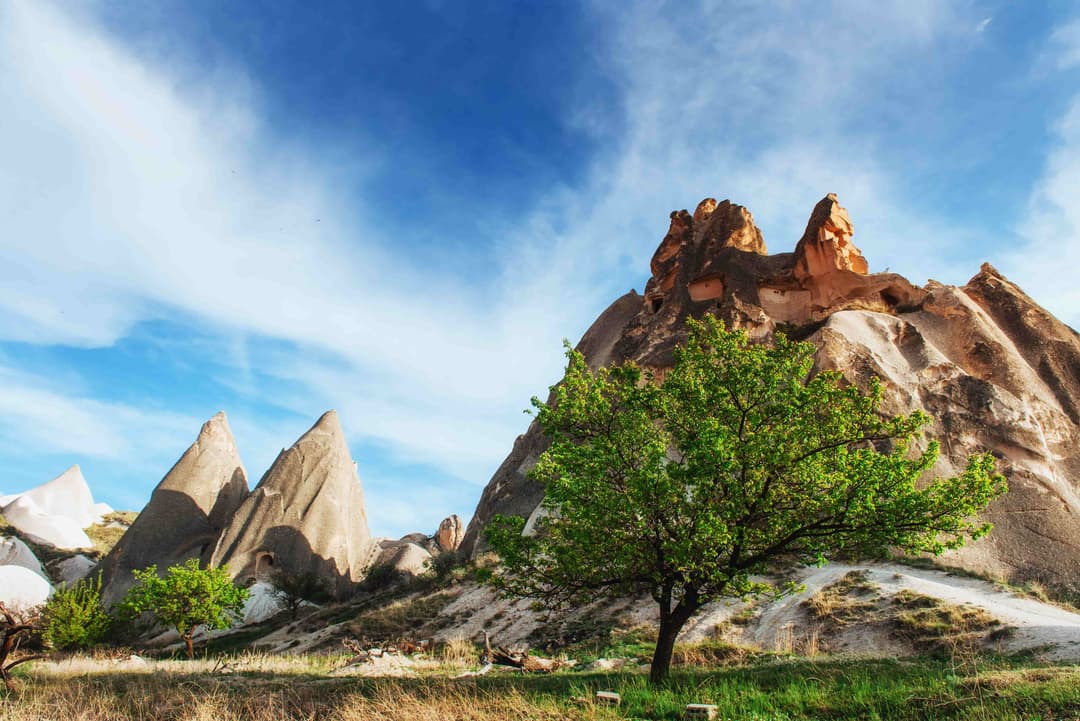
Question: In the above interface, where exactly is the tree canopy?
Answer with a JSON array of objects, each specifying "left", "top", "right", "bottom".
[
  {"left": 119, "top": 559, "right": 249, "bottom": 659},
  {"left": 485, "top": 316, "right": 1006, "bottom": 683}
]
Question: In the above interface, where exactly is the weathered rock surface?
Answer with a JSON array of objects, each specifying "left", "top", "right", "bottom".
[
  {"left": 53, "top": 554, "right": 96, "bottom": 586},
  {"left": 434, "top": 514, "right": 464, "bottom": 553},
  {"left": 0, "top": 465, "right": 109, "bottom": 550},
  {"left": 0, "top": 566, "right": 52, "bottom": 610},
  {"left": 463, "top": 193, "right": 1080, "bottom": 598},
  {"left": 98, "top": 412, "right": 250, "bottom": 604},
  {"left": 0, "top": 537, "right": 48, "bottom": 580},
  {"left": 210, "top": 411, "right": 375, "bottom": 599},
  {"left": 374, "top": 542, "right": 432, "bottom": 576}
]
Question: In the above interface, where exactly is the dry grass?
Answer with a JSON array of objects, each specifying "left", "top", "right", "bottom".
[
  {"left": 671, "top": 641, "right": 763, "bottom": 667},
  {"left": 891, "top": 590, "right": 1010, "bottom": 654},
  {"left": 8, "top": 655, "right": 589, "bottom": 720},
  {"left": 439, "top": 637, "right": 480, "bottom": 667},
  {"left": 346, "top": 591, "right": 457, "bottom": 640},
  {"left": 803, "top": 570, "right": 881, "bottom": 625},
  {"left": 1, "top": 673, "right": 590, "bottom": 721}
]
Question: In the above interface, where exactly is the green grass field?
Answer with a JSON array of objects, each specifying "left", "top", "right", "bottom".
[{"left": 7, "top": 652, "right": 1079, "bottom": 720}]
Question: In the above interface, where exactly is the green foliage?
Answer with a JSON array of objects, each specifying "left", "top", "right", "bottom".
[
  {"left": 358, "top": 563, "right": 407, "bottom": 593},
  {"left": 485, "top": 316, "right": 1007, "bottom": 683},
  {"left": 269, "top": 570, "right": 331, "bottom": 621},
  {"left": 118, "top": 559, "right": 249, "bottom": 658},
  {"left": 86, "top": 511, "right": 140, "bottom": 556},
  {"left": 42, "top": 573, "right": 111, "bottom": 651}
]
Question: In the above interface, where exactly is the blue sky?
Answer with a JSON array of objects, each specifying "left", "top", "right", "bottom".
[{"left": 1, "top": 1, "right": 1078, "bottom": 538}]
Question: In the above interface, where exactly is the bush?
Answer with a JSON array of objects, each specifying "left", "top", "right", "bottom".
[
  {"left": 269, "top": 570, "right": 331, "bottom": 621},
  {"left": 358, "top": 563, "right": 407, "bottom": 593},
  {"left": 42, "top": 574, "right": 111, "bottom": 650}
]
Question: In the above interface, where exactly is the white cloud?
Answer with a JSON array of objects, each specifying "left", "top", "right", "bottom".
[
  {"left": 1050, "top": 19, "right": 1080, "bottom": 69},
  {"left": 1010, "top": 95, "right": 1080, "bottom": 326},
  {"left": 0, "top": 366, "right": 197, "bottom": 463},
  {"left": 1006, "top": 17, "right": 1080, "bottom": 326},
  {"left": 0, "top": 0, "right": 562, "bottom": 485}
]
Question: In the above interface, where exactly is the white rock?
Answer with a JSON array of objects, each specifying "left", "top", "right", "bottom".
[
  {"left": 10, "top": 465, "right": 100, "bottom": 527},
  {"left": 241, "top": 581, "right": 285, "bottom": 624},
  {"left": 54, "top": 555, "right": 97, "bottom": 586},
  {"left": 0, "top": 565, "right": 52, "bottom": 610},
  {"left": 373, "top": 542, "right": 431, "bottom": 576},
  {"left": 2, "top": 495, "right": 92, "bottom": 550},
  {"left": 1, "top": 465, "right": 111, "bottom": 549},
  {"left": 0, "top": 536, "right": 48, "bottom": 580}
]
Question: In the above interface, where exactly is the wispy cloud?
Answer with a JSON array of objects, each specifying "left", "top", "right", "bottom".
[
  {"left": 1049, "top": 18, "right": 1080, "bottom": 69},
  {"left": 0, "top": 365, "right": 196, "bottom": 464},
  {"left": 1010, "top": 18, "right": 1080, "bottom": 325}
]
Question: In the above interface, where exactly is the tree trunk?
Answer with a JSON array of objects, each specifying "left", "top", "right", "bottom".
[
  {"left": 650, "top": 589, "right": 699, "bottom": 685},
  {"left": 650, "top": 617, "right": 682, "bottom": 685},
  {"left": 185, "top": 634, "right": 195, "bottom": 660}
]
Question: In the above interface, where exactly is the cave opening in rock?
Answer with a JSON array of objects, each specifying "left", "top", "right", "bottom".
[{"left": 255, "top": 551, "right": 277, "bottom": 579}]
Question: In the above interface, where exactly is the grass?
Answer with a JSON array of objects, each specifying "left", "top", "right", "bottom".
[
  {"left": 345, "top": 589, "right": 458, "bottom": 641},
  {"left": 4, "top": 653, "right": 1080, "bottom": 720},
  {"left": 891, "top": 590, "right": 1011, "bottom": 655},
  {"left": 85, "top": 511, "right": 138, "bottom": 557},
  {"left": 803, "top": 570, "right": 881, "bottom": 625}
]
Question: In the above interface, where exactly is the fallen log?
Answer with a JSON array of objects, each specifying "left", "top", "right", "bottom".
[{"left": 483, "top": 631, "right": 566, "bottom": 673}]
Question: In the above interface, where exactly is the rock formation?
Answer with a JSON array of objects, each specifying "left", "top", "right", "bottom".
[
  {"left": 97, "top": 412, "right": 250, "bottom": 604},
  {"left": 210, "top": 410, "right": 375, "bottom": 599},
  {"left": 0, "top": 465, "right": 110, "bottom": 550},
  {"left": 434, "top": 514, "right": 464, "bottom": 553},
  {"left": 374, "top": 541, "right": 432, "bottom": 576},
  {"left": 463, "top": 193, "right": 1080, "bottom": 599},
  {"left": 0, "top": 537, "right": 48, "bottom": 580}
]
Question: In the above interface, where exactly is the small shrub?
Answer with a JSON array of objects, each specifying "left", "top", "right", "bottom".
[
  {"left": 358, "top": 563, "right": 406, "bottom": 593},
  {"left": 269, "top": 570, "right": 331, "bottom": 621},
  {"left": 429, "top": 551, "right": 461, "bottom": 581},
  {"left": 42, "top": 574, "right": 111, "bottom": 651}
]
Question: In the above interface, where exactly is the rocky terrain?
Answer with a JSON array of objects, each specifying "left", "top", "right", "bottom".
[
  {"left": 463, "top": 193, "right": 1080, "bottom": 605},
  {"left": 3, "top": 191, "right": 1080, "bottom": 662}
]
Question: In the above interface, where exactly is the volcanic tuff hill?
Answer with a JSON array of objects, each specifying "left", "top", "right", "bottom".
[
  {"left": 98, "top": 412, "right": 250, "bottom": 604},
  {"left": 463, "top": 193, "right": 1080, "bottom": 599},
  {"left": 210, "top": 410, "right": 376, "bottom": 600}
]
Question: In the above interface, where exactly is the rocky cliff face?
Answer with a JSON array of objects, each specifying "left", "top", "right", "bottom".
[
  {"left": 98, "top": 412, "right": 250, "bottom": 604},
  {"left": 210, "top": 410, "right": 376, "bottom": 599},
  {"left": 463, "top": 193, "right": 1080, "bottom": 598}
]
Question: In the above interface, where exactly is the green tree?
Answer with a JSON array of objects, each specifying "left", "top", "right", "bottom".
[
  {"left": 268, "top": 570, "right": 331, "bottom": 621},
  {"left": 485, "top": 317, "right": 1006, "bottom": 684},
  {"left": 118, "top": 559, "right": 249, "bottom": 659},
  {"left": 42, "top": 573, "right": 111, "bottom": 651}
]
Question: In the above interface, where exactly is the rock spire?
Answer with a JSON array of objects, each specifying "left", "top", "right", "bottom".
[
  {"left": 210, "top": 410, "right": 375, "bottom": 599},
  {"left": 98, "top": 411, "right": 250, "bottom": 604}
]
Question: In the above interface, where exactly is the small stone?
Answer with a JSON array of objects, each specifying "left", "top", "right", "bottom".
[
  {"left": 595, "top": 691, "right": 621, "bottom": 706},
  {"left": 684, "top": 703, "right": 718, "bottom": 719}
]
